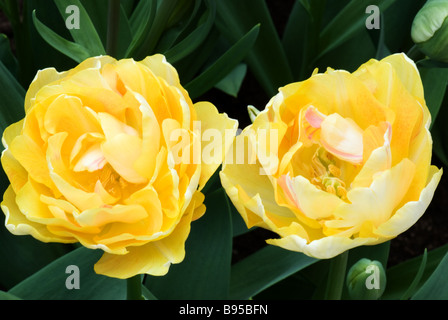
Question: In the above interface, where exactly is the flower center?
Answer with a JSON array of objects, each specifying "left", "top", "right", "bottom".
[
  {"left": 98, "top": 164, "right": 125, "bottom": 199},
  {"left": 311, "top": 147, "right": 347, "bottom": 200}
]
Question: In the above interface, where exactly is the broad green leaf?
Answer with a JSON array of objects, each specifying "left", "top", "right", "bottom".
[
  {"left": 133, "top": 0, "right": 179, "bottom": 60},
  {"left": 174, "top": 27, "right": 221, "bottom": 84},
  {"left": 79, "top": 0, "right": 133, "bottom": 58},
  {"left": 0, "top": 34, "right": 18, "bottom": 77},
  {"left": 126, "top": 0, "right": 157, "bottom": 58},
  {"left": 9, "top": 247, "right": 126, "bottom": 300},
  {"left": 282, "top": 1, "right": 312, "bottom": 80},
  {"left": 317, "top": 0, "right": 397, "bottom": 61},
  {"left": 141, "top": 285, "right": 158, "bottom": 300},
  {"left": 230, "top": 245, "right": 318, "bottom": 299},
  {"left": 214, "top": 63, "right": 247, "bottom": 97},
  {"left": 215, "top": 0, "right": 293, "bottom": 96},
  {"left": 53, "top": 0, "right": 106, "bottom": 56},
  {"left": 146, "top": 188, "right": 233, "bottom": 299},
  {"left": 185, "top": 24, "right": 260, "bottom": 99},
  {"left": 0, "top": 60, "right": 25, "bottom": 133},
  {"left": 382, "top": 244, "right": 448, "bottom": 299},
  {"left": 418, "top": 60, "right": 448, "bottom": 125},
  {"left": 382, "top": 0, "right": 426, "bottom": 53},
  {"left": 412, "top": 247, "right": 448, "bottom": 299},
  {"left": 0, "top": 290, "right": 21, "bottom": 300},
  {"left": 164, "top": 0, "right": 216, "bottom": 63},
  {"left": 0, "top": 214, "right": 73, "bottom": 289},
  {"left": 22, "top": 0, "right": 75, "bottom": 78},
  {"left": 316, "top": 27, "right": 376, "bottom": 73},
  {"left": 32, "top": 10, "right": 91, "bottom": 63}
]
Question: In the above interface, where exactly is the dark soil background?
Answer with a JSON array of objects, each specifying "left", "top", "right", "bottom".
[{"left": 1, "top": 1, "right": 447, "bottom": 269}]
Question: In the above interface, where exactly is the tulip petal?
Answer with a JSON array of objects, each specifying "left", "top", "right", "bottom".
[
  {"left": 140, "top": 54, "right": 182, "bottom": 89},
  {"left": 9, "top": 134, "right": 53, "bottom": 188},
  {"left": 267, "top": 233, "right": 373, "bottom": 259},
  {"left": 94, "top": 211, "right": 193, "bottom": 279},
  {"left": 375, "top": 165, "right": 442, "bottom": 237},
  {"left": 195, "top": 101, "right": 238, "bottom": 190},
  {"left": 75, "top": 204, "right": 148, "bottom": 227},
  {"left": 25, "top": 68, "right": 67, "bottom": 113},
  {"left": 280, "top": 174, "right": 345, "bottom": 220},
  {"left": 331, "top": 158, "right": 416, "bottom": 230},
  {"left": 101, "top": 133, "right": 146, "bottom": 184},
  {"left": 2, "top": 185, "right": 74, "bottom": 243},
  {"left": 320, "top": 113, "right": 364, "bottom": 164},
  {"left": 220, "top": 131, "right": 295, "bottom": 231}
]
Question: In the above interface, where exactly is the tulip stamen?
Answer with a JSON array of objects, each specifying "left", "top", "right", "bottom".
[{"left": 311, "top": 147, "right": 348, "bottom": 200}]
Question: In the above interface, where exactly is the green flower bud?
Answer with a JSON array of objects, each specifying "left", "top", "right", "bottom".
[
  {"left": 346, "top": 258, "right": 386, "bottom": 300},
  {"left": 247, "top": 105, "right": 261, "bottom": 123},
  {"left": 411, "top": 0, "right": 448, "bottom": 62}
]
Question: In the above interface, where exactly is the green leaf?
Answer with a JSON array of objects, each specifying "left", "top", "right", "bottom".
[
  {"left": 215, "top": 0, "right": 293, "bottom": 96},
  {"left": 53, "top": 0, "right": 106, "bottom": 56},
  {"left": 0, "top": 60, "right": 25, "bottom": 133},
  {"left": 0, "top": 215, "right": 73, "bottom": 289},
  {"left": 382, "top": 244, "right": 448, "bottom": 299},
  {"left": 79, "top": 0, "right": 133, "bottom": 59},
  {"left": 282, "top": 1, "right": 313, "bottom": 80},
  {"left": 164, "top": 0, "right": 216, "bottom": 63},
  {"left": 185, "top": 24, "right": 260, "bottom": 99},
  {"left": 214, "top": 63, "right": 247, "bottom": 97},
  {"left": 32, "top": 10, "right": 91, "bottom": 63},
  {"left": 9, "top": 247, "right": 126, "bottom": 300},
  {"left": 0, "top": 290, "right": 21, "bottom": 300},
  {"left": 230, "top": 245, "right": 318, "bottom": 299},
  {"left": 146, "top": 188, "right": 233, "bottom": 299},
  {"left": 133, "top": 0, "right": 179, "bottom": 60},
  {"left": 0, "top": 34, "right": 19, "bottom": 77},
  {"left": 418, "top": 60, "right": 448, "bottom": 126},
  {"left": 141, "top": 285, "right": 158, "bottom": 300},
  {"left": 126, "top": 0, "right": 158, "bottom": 58},
  {"left": 412, "top": 247, "right": 448, "bottom": 299},
  {"left": 401, "top": 249, "right": 427, "bottom": 300},
  {"left": 317, "top": 0, "right": 397, "bottom": 61}
]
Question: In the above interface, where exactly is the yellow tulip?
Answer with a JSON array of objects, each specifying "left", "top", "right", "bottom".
[
  {"left": 1, "top": 55, "right": 237, "bottom": 279},
  {"left": 220, "top": 53, "right": 442, "bottom": 259}
]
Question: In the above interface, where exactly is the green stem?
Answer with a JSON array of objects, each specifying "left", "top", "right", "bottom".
[
  {"left": 106, "top": 0, "right": 121, "bottom": 57},
  {"left": 406, "top": 44, "right": 425, "bottom": 62},
  {"left": 127, "top": 275, "right": 144, "bottom": 300},
  {"left": 324, "top": 251, "right": 348, "bottom": 300}
]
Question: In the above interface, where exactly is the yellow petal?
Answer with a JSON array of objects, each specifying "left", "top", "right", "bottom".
[
  {"left": 94, "top": 211, "right": 193, "bottom": 278},
  {"left": 220, "top": 131, "right": 295, "bottom": 229},
  {"left": 353, "top": 56, "right": 425, "bottom": 163},
  {"left": 375, "top": 165, "right": 442, "bottom": 238},
  {"left": 25, "top": 68, "right": 67, "bottom": 113},
  {"left": 75, "top": 204, "right": 148, "bottom": 227},
  {"left": 195, "top": 101, "right": 238, "bottom": 190},
  {"left": 320, "top": 113, "right": 364, "bottom": 164},
  {"left": 1, "top": 185, "right": 73, "bottom": 243},
  {"left": 101, "top": 133, "right": 146, "bottom": 184},
  {"left": 124, "top": 186, "right": 163, "bottom": 234},
  {"left": 140, "top": 54, "right": 182, "bottom": 89},
  {"left": 267, "top": 233, "right": 373, "bottom": 259},
  {"left": 279, "top": 174, "right": 344, "bottom": 220},
  {"left": 331, "top": 158, "right": 416, "bottom": 230},
  {"left": 9, "top": 134, "right": 53, "bottom": 188},
  {"left": 132, "top": 92, "right": 161, "bottom": 180}
]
